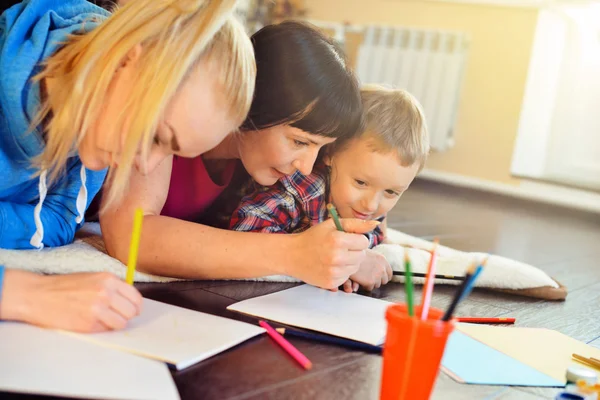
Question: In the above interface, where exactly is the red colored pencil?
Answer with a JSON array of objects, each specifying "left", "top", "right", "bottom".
[
  {"left": 457, "top": 317, "right": 516, "bottom": 324},
  {"left": 259, "top": 321, "right": 313, "bottom": 370}
]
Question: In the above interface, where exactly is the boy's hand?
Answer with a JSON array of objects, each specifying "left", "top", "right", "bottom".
[
  {"left": 349, "top": 249, "right": 393, "bottom": 291},
  {"left": 342, "top": 279, "right": 359, "bottom": 293},
  {"left": 327, "top": 279, "right": 359, "bottom": 293}
]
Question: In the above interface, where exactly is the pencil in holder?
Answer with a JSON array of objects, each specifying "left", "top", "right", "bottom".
[{"left": 380, "top": 304, "right": 455, "bottom": 400}]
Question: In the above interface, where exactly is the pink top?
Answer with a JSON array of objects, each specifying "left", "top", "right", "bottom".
[{"left": 161, "top": 156, "right": 236, "bottom": 222}]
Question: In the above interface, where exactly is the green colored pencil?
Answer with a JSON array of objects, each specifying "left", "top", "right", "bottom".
[
  {"left": 327, "top": 203, "right": 344, "bottom": 232},
  {"left": 404, "top": 251, "right": 415, "bottom": 317}
]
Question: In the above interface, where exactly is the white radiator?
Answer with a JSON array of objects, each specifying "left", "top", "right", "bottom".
[{"left": 310, "top": 21, "right": 470, "bottom": 152}]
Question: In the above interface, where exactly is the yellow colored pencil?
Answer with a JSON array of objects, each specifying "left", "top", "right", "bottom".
[{"left": 126, "top": 208, "right": 144, "bottom": 285}]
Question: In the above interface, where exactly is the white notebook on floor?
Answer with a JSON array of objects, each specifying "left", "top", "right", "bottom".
[
  {"left": 227, "top": 284, "right": 393, "bottom": 346},
  {"left": 0, "top": 322, "right": 180, "bottom": 400},
  {"left": 67, "top": 298, "right": 265, "bottom": 370}
]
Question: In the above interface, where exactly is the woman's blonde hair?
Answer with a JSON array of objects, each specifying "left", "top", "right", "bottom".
[{"left": 34, "top": 0, "right": 255, "bottom": 206}]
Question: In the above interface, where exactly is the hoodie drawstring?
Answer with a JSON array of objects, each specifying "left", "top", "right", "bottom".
[
  {"left": 29, "top": 170, "right": 48, "bottom": 249},
  {"left": 29, "top": 165, "right": 88, "bottom": 249},
  {"left": 75, "top": 165, "right": 87, "bottom": 224}
]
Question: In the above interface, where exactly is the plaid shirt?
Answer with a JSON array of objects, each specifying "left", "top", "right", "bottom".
[{"left": 230, "top": 164, "right": 384, "bottom": 248}]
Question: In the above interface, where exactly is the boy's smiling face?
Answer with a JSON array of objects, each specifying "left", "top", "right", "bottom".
[{"left": 326, "top": 136, "right": 420, "bottom": 221}]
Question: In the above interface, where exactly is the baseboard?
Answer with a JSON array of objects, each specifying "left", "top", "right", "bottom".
[{"left": 418, "top": 169, "right": 600, "bottom": 214}]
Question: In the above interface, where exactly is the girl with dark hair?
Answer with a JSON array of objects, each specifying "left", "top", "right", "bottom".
[{"left": 101, "top": 21, "right": 378, "bottom": 290}]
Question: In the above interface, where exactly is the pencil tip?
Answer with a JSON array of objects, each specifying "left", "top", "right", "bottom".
[
  {"left": 467, "top": 262, "right": 478, "bottom": 274},
  {"left": 481, "top": 254, "right": 491, "bottom": 267}
]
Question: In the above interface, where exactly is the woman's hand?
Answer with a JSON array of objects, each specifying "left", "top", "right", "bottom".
[
  {"left": 290, "top": 219, "right": 379, "bottom": 289},
  {"left": 1, "top": 270, "right": 143, "bottom": 332}
]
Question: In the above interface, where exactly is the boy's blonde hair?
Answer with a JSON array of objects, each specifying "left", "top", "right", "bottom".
[
  {"left": 358, "top": 84, "right": 430, "bottom": 170},
  {"left": 34, "top": 0, "right": 255, "bottom": 206}
]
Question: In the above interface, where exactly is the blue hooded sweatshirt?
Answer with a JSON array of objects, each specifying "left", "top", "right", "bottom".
[{"left": 0, "top": 0, "right": 109, "bottom": 249}]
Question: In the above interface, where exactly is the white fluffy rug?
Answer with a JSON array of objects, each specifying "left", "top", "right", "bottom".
[
  {"left": 377, "top": 229, "right": 559, "bottom": 290},
  {"left": 0, "top": 223, "right": 565, "bottom": 299}
]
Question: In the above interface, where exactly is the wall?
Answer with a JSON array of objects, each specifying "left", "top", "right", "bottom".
[{"left": 305, "top": 0, "right": 539, "bottom": 185}]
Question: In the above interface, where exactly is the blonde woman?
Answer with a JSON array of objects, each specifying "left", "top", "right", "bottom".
[
  {"left": 0, "top": 0, "right": 255, "bottom": 332},
  {"left": 102, "top": 22, "right": 381, "bottom": 290}
]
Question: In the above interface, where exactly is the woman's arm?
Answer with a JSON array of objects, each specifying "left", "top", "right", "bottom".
[
  {"left": 0, "top": 268, "right": 142, "bottom": 332},
  {"left": 100, "top": 156, "right": 376, "bottom": 288}
]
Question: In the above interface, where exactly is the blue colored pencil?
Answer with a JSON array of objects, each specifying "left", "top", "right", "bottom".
[
  {"left": 459, "top": 265, "right": 484, "bottom": 302},
  {"left": 458, "top": 255, "right": 489, "bottom": 302},
  {"left": 441, "top": 262, "right": 480, "bottom": 322},
  {"left": 276, "top": 327, "right": 383, "bottom": 354}
]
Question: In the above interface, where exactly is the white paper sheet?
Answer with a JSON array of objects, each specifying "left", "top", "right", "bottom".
[
  {"left": 0, "top": 322, "right": 180, "bottom": 400},
  {"left": 227, "top": 284, "right": 392, "bottom": 346},
  {"left": 68, "top": 298, "right": 265, "bottom": 370}
]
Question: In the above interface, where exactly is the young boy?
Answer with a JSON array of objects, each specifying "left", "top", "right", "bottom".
[{"left": 230, "top": 85, "right": 430, "bottom": 291}]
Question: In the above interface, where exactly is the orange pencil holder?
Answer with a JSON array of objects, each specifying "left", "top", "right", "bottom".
[{"left": 380, "top": 304, "right": 455, "bottom": 400}]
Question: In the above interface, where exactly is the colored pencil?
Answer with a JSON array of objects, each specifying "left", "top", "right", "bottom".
[
  {"left": 327, "top": 203, "right": 344, "bottom": 232},
  {"left": 259, "top": 321, "right": 312, "bottom": 370},
  {"left": 458, "top": 256, "right": 489, "bottom": 302},
  {"left": 573, "top": 354, "right": 600, "bottom": 371},
  {"left": 404, "top": 251, "right": 415, "bottom": 317},
  {"left": 420, "top": 238, "right": 439, "bottom": 320},
  {"left": 126, "top": 208, "right": 144, "bottom": 285},
  {"left": 393, "top": 271, "right": 464, "bottom": 281},
  {"left": 458, "top": 265, "right": 483, "bottom": 302},
  {"left": 456, "top": 317, "right": 515, "bottom": 324},
  {"left": 441, "top": 262, "right": 479, "bottom": 322},
  {"left": 276, "top": 327, "right": 382, "bottom": 354}
]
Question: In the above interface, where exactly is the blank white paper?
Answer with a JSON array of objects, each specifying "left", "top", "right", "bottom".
[
  {"left": 68, "top": 298, "right": 265, "bottom": 370},
  {"left": 227, "top": 284, "right": 392, "bottom": 346},
  {"left": 0, "top": 322, "right": 180, "bottom": 400}
]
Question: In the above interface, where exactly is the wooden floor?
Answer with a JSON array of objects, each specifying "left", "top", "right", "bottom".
[{"left": 7, "top": 179, "right": 600, "bottom": 400}]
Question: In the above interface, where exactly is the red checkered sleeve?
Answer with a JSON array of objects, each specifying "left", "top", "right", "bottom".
[
  {"left": 229, "top": 185, "right": 300, "bottom": 233},
  {"left": 229, "top": 169, "right": 328, "bottom": 234},
  {"left": 369, "top": 222, "right": 385, "bottom": 248}
]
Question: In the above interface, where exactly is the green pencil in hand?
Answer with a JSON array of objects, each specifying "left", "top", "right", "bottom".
[{"left": 327, "top": 203, "right": 344, "bottom": 232}]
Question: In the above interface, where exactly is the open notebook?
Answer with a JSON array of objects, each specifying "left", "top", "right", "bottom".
[
  {"left": 227, "top": 284, "right": 390, "bottom": 346},
  {"left": 67, "top": 298, "right": 265, "bottom": 370},
  {"left": 0, "top": 322, "right": 180, "bottom": 400}
]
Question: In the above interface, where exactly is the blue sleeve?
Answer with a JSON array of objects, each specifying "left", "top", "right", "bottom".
[
  {"left": 0, "top": 161, "right": 106, "bottom": 249},
  {"left": 0, "top": 265, "right": 5, "bottom": 315}
]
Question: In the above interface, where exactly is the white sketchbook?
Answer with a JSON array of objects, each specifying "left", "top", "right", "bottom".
[
  {"left": 227, "top": 284, "right": 392, "bottom": 346},
  {"left": 0, "top": 322, "right": 180, "bottom": 400},
  {"left": 67, "top": 298, "right": 265, "bottom": 370}
]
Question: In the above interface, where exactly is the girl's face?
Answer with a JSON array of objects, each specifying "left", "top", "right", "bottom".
[
  {"left": 326, "top": 136, "right": 420, "bottom": 221},
  {"left": 238, "top": 125, "right": 336, "bottom": 186},
  {"left": 78, "top": 47, "right": 237, "bottom": 174}
]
